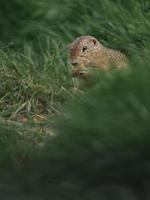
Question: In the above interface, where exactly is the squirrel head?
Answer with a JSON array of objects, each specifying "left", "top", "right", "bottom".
[{"left": 68, "top": 36, "right": 103, "bottom": 78}]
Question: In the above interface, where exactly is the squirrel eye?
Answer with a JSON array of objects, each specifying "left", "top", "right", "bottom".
[{"left": 82, "top": 46, "right": 88, "bottom": 52}]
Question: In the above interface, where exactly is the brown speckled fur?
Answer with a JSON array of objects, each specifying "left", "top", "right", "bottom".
[{"left": 69, "top": 36, "right": 127, "bottom": 78}]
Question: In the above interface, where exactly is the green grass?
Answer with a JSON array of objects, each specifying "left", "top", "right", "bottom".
[
  {"left": 0, "top": 0, "right": 150, "bottom": 199},
  {"left": 0, "top": 38, "right": 73, "bottom": 119},
  {"left": 1, "top": 57, "right": 150, "bottom": 199},
  {"left": 0, "top": 0, "right": 150, "bottom": 119}
]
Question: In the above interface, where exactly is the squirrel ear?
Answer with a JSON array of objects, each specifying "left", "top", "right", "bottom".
[{"left": 92, "top": 38, "right": 97, "bottom": 45}]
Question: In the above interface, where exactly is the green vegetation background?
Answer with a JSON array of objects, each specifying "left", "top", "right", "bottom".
[{"left": 0, "top": 0, "right": 150, "bottom": 199}]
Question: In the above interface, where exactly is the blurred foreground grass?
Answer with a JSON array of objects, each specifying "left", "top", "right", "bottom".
[
  {"left": 1, "top": 57, "right": 150, "bottom": 199},
  {"left": 0, "top": 0, "right": 150, "bottom": 199}
]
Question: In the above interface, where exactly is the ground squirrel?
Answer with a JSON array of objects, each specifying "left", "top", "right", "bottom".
[{"left": 69, "top": 36, "right": 127, "bottom": 78}]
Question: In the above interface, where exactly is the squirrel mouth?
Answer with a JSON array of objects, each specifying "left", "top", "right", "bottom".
[{"left": 71, "top": 69, "right": 88, "bottom": 78}]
